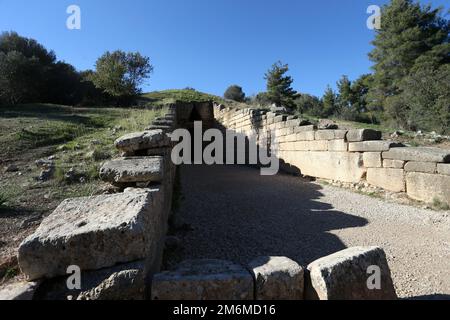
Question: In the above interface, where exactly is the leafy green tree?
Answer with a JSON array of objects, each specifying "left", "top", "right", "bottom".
[
  {"left": 321, "top": 86, "right": 338, "bottom": 117},
  {"left": 224, "top": 85, "right": 246, "bottom": 102},
  {"left": 368, "top": 0, "right": 448, "bottom": 112},
  {"left": 295, "top": 94, "right": 323, "bottom": 115},
  {"left": 264, "top": 61, "right": 297, "bottom": 109},
  {"left": 336, "top": 75, "right": 353, "bottom": 114},
  {"left": 91, "top": 50, "right": 153, "bottom": 99}
]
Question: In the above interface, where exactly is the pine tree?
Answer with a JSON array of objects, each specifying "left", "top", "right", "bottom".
[
  {"left": 264, "top": 61, "right": 297, "bottom": 109},
  {"left": 368, "top": 0, "right": 448, "bottom": 112},
  {"left": 322, "top": 86, "right": 337, "bottom": 117}
]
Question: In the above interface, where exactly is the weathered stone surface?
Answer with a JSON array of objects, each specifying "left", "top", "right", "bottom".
[
  {"left": 349, "top": 141, "right": 403, "bottom": 152},
  {"left": 437, "top": 163, "right": 450, "bottom": 176},
  {"left": 305, "top": 247, "right": 397, "bottom": 300},
  {"left": 404, "top": 161, "right": 437, "bottom": 173},
  {"left": 406, "top": 173, "right": 450, "bottom": 206},
  {"left": 100, "top": 157, "right": 164, "bottom": 184},
  {"left": 383, "top": 147, "right": 450, "bottom": 163},
  {"left": 296, "top": 131, "right": 315, "bottom": 141},
  {"left": 19, "top": 190, "right": 163, "bottom": 280},
  {"left": 328, "top": 140, "right": 348, "bottom": 152},
  {"left": 248, "top": 256, "right": 304, "bottom": 300},
  {"left": 278, "top": 151, "right": 366, "bottom": 183},
  {"left": 36, "top": 261, "right": 146, "bottom": 300},
  {"left": 151, "top": 260, "right": 253, "bottom": 300},
  {"left": 363, "top": 152, "right": 382, "bottom": 168},
  {"left": 309, "top": 140, "right": 328, "bottom": 151},
  {"left": 334, "top": 130, "right": 348, "bottom": 140},
  {"left": 383, "top": 159, "right": 405, "bottom": 169},
  {"left": 315, "top": 130, "right": 335, "bottom": 141},
  {"left": 0, "top": 281, "right": 40, "bottom": 300},
  {"left": 115, "top": 130, "right": 170, "bottom": 153},
  {"left": 346, "top": 129, "right": 382, "bottom": 142},
  {"left": 294, "top": 125, "right": 317, "bottom": 133},
  {"left": 367, "top": 168, "right": 405, "bottom": 192}
]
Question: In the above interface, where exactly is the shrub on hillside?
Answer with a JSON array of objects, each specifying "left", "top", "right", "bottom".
[{"left": 224, "top": 85, "right": 246, "bottom": 102}]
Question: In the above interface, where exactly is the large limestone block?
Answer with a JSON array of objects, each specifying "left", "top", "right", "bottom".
[
  {"left": 437, "top": 163, "right": 450, "bottom": 176},
  {"left": 406, "top": 172, "right": 450, "bottom": 206},
  {"left": 19, "top": 190, "right": 163, "bottom": 280},
  {"left": 347, "top": 129, "right": 382, "bottom": 142},
  {"left": 383, "top": 147, "right": 450, "bottom": 163},
  {"left": 328, "top": 140, "right": 348, "bottom": 152},
  {"left": 315, "top": 130, "right": 335, "bottom": 140},
  {"left": 151, "top": 260, "right": 253, "bottom": 300},
  {"left": 404, "top": 161, "right": 437, "bottom": 173},
  {"left": 289, "top": 151, "right": 366, "bottom": 183},
  {"left": 305, "top": 247, "right": 397, "bottom": 300},
  {"left": 115, "top": 130, "right": 170, "bottom": 153},
  {"left": 363, "top": 152, "right": 382, "bottom": 168},
  {"left": 383, "top": 159, "right": 405, "bottom": 169},
  {"left": 367, "top": 168, "right": 405, "bottom": 192},
  {"left": 309, "top": 140, "right": 328, "bottom": 151},
  {"left": 100, "top": 157, "right": 164, "bottom": 184},
  {"left": 349, "top": 141, "right": 403, "bottom": 152},
  {"left": 297, "top": 131, "right": 315, "bottom": 141},
  {"left": 248, "top": 256, "right": 304, "bottom": 300}
]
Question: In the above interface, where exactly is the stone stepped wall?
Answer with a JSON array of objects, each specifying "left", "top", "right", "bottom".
[
  {"left": 214, "top": 105, "right": 450, "bottom": 206},
  {"left": 14, "top": 107, "right": 179, "bottom": 300}
]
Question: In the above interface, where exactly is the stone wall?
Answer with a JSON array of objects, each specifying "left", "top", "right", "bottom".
[
  {"left": 15, "top": 107, "right": 179, "bottom": 300},
  {"left": 214, "top": 106, "right": 450, "bottom": 206}
]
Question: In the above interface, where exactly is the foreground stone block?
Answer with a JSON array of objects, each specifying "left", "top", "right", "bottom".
[
  {"left": 383, "top": 147, "right": 450, "bottom": 163},
  {"left": 406, "top": 172, "right": 450, "bottom": 206},
  {"left": 328, "top": 140, "right": 348, "bottom": 152},
  {"left": 248, "top": 256, "right": 304, "bottom": 300},
  {"left": 100, "top": 157, "right": 164, "bottom": 185},
  {"left": 346, "top": 129, "right": 382, "bottom": 142},
  {"left": 367, "top": 168, "right": 405, "bottom": 192},
  {"left": 151, "top": 260, "right": 253, "bottom": 300},
  {"left": 37, "top": 261, "right": 146, "bottom": 300},
  {"left": 349, "top": 141, "right": 402, "bottom": 152},
  {"left": 0, "top": 281, "right": 40, "bottom": 300},
  {"left": 305, "top": 247, "right": 397, "bottom": 300},
  {"left": 115, "top": 130, "right": 170, "bottom": 153},
  {"left": 404, "top": 161, "right": 436, "bottom": 173},
  {"left": 280, "top": 151, "right": 366, "bottom": 183},
  {"left": 19, "top": 191, "right": 163, "bottom": 280},
  {"left": 363, "top": 152, "right": 382, "bottom": 168}
]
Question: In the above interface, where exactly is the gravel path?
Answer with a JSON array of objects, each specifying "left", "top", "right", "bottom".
[{"left": 170, "top": 164, "right": 450, "bottom": 300}]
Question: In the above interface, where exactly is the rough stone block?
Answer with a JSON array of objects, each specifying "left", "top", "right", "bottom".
[
  {"left": 115, "top": 130, "right": 170, "bottom": 153},
  {"left": 0, "top": 281, "right": 40, "bottom": 300},
  {"left": 347, "top": 129, "right": 382, "bottom": 142},
  {"left": 297, "top": 131, "right": 315, "bottom": 141},
  {"left": 248, "top": 256, "right": 304, "bottom": 300},
  {"left": 349, "top": 141, "right": 403, "bottom": 152},
  {"left": 406, "top": 173, "right": 450, "bottom": 206},
  {"left": 334, "top": 130, "right": 348, "bottom": 140},
  {"left": 363, "top": 152, "right": 382, "bottom": 168},
  {"left": 328, "top": 140, "right": 348, "bottom": 152},
  {"left": 383, "top": 159, "right": 405, "bottom": 169},
  {"left": 18, "top": 190, "right": 163, "bottom": 280},
  {"left": 294, "top": 125, "right": 317, "bottom": 133},
  {"left": 437, "top": 163, "right": 450, "bottom": 176},
  {"left": 100, "top": 157, "right": 164, "bottom": 185},
  {"left": 151, "top": 260, "right": 253, "bottom": 300},
  {"left": 383, "top": 147, "right": 450, "bottom": 163},
  {"left": 305, "top": 247, "right": 397, "bottom": 300},
  {"left": 404, "top": 161, "right": 437, "bottom": 173},
  {"left": 37, "top": 261, "right": 146, "bottom": 300},
  {"left": 367, "top": 168, "right": 405, "bottom": 192},
  {"left": 315, "top": 130, "right": 335, "bottom": 140}
]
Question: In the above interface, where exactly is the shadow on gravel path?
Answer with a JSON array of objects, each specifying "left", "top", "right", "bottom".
[{"left": 168, "top": 164, "right": 368, "bottom": 268}]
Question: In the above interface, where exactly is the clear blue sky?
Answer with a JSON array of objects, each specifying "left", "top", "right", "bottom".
[{"left": 0, "top": 0, "right": 448, "bottom": 97}]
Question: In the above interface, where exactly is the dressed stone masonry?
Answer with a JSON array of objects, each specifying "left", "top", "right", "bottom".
[{"left": 214, "top": 105, "right": 450, "bottom": 206}]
